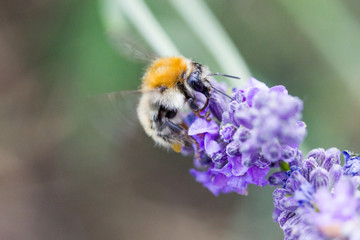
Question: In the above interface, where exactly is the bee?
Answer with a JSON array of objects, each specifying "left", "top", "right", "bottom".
[{"left": 136, "top": 56, "right": 238, "bottom": 153}]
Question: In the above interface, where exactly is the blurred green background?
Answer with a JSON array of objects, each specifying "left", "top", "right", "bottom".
[{"left": 0, "top": 0, "right": 359, "bottom": 239}]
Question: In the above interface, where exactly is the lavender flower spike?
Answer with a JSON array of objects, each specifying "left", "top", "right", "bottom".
[
  {"left": 184, "top": 77, "right": 307, "bottom": 195},
  {"left": 271, "top": 147, "right": 343, "bottom": 239}
]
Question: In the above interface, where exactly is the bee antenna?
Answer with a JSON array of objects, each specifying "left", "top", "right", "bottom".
[
  {"left": 208, "top": 72, "right": 240, "bottom": 80},
  {"left": 208, "top": 82, "right": 234, "bottom": 100}
]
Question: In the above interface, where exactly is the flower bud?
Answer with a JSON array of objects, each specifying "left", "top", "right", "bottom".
[
  {"left": 310, "top": 167, "right": 330, "bottom": 191},
  {"left": 301, "top": 157, "right": 318, "bottom": 181},
  {"left": 262, "top": 139, "right": 282, "bottom": 162},
  {"left": 294, "top": 182, "right": 314, "bottom": 206},
  {"left": 233, "top": 111, "right": 253, "bottom": 129},
  {"left": 268, "top": 171, "right": 288, "bottom": 186},
  {"left": 219, "top": 124, "right": 236, "bottom": 142},
  {"left": 233, "top": 90, "right": 246, "bottom": 103},
  {"left": 279, "top": 196, "right": 298, "bottom": 211},
  {"left": 233, "top": 127, "right": 251, "bottom": 142},
  {"left": 343, "top": 151, "right": 360, "bottom": 176},
  {"left": 329, "top": 164, "right": 342, "bottom": 188},
  {"left": 282, "top": 145, "right": 296, "bottom": 161},
  {"left": 225, "top": 140, "right": 241, "bottom": 157},
  {"left": 307, "top": 148, "right": 326, "bottom": 167},
  {"left": 277, "top": 211, "right": 296, "bottom": 227},
  {"left": 285, "top": 171, "right": 307, "bottom": 193},
  {"left": 323, "top": 148, "right": 340, "bottom": 171}
]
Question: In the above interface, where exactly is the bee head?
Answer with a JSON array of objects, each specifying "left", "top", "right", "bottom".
[
  {"left": 183, "top": 62, "right": 213, "bottom": 98},
  {"left": 187, "top": 70, "right": 211, "bottom": 98},
  {"left": 185, "top": 62, "right": 239, "bottom": 101}
]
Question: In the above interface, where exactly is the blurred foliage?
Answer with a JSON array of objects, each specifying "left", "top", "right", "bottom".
[{"left": 0, "top": 0, "right": 359, "bottom": 239}]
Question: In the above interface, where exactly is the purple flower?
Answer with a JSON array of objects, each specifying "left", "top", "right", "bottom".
[
  {"left": 219, "top": 124, "right": 236, "bottom": 142},
  {"left": 190, "top": 169, "right": 228, "bottom": 196},
  {"left": 271, "top": 147, "right": 343, "bottom": 239},
  {"left": 271, "top": 147, "right": 360, "bottom": 240},
  {"left": 190, "top": 164, "right": 269, "bottom": 196},
  {"left": 297, "top": 178, "right": 360, "bottom": 240},
  {"left": 230, "top": 78, "right": 306, "bottom": 166},
  {"left": 314, "top": 178, "right": 359, "bottom": 225},
  {"left": 343, "top": 151, "right": 360, "bottom": 176},
  {"left": 184, "top": 77, "right": 307, "bottom": 195}
]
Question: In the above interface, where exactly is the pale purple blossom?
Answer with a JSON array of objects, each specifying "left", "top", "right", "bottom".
[
  {"left": 271, "top": 148, "right": 343, "bottom": 239},
  {"left": 291, "top": 178, "right": 360, "bottom": 240},
  {"left": 185, "top": 77, "right": 306, "bottom": 195}
]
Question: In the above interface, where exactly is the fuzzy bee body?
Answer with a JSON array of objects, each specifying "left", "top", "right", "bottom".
[{"left": 137, "top": 56, "right": 213, "bottom": 152}]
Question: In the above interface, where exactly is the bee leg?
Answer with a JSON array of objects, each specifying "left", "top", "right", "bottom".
[
  {"left": 204, "top": 110, "right": 212, "bottom": 121},
  {"left": 189, "top": 97, "right": 211, "bottom": 120},
  {"left": 180, "top": 122, "right": 189, "bottom": 130},
  {"left": 188, "top": 98, "right": 204, "bottom": 118},
  {"left": 191, "top": 137, "right": 201, "bottom": 160},
  {"left": 158, "top": 121, "right": 166, "bottom": 131},
  {"left": 180, "top": 121, "right": 201, "bottom": 159},
  {"left": 184, "top": 134, "right": 201, "bottom": 160},
  {"left": 196, "top": 109, "right": 211, "bottom": 122},
  {"left": 193, "top": 111, "right": 202, "bottom": 118},
  {"left": 164, "top": 119, "right": 184, "bottom": 134},
  {"left": 194, "top": 110, "right": 211, "bottom": 121},
  {"left": 198, "top": 97, "right": 210, "bottom": 112},
  {"left": 165, "top": 120, "right": 199, "bottom": 156},
  {"left": 199, "top": 98, "right": 212, "bottom": 121},
  {"left": 188, "top": 98, "right": 199, "bottom": 112}
]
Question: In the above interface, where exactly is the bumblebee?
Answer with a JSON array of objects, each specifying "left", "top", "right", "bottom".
[{"left": 137, "top": 56, "right": 236, "bottom": 153}]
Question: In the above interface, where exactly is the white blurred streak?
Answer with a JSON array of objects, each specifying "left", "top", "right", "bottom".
[
  {"left": 170, "top": 0, "right": 251, "bottom": 84},
  {"left": 104, "top": 0, "right": 179, "bottom": 57},
  {"left": 99, "top": 0, "right": 128, "bottom": 33}
]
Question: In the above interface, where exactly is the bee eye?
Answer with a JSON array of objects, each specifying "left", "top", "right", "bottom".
[{"left": 188, "top": 72, "right": 205, "bottom": 93}]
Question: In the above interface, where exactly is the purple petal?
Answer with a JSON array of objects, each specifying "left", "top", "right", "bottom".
[
  {"left": 225, "top": 140, "right": 241, "bottom": 157},
  {"left": 246, "top": 166, "right": 270, "bottom": 187},
  {"left": 205, "top": 140, "right": 221, "bottom": 156},
  {"left": 228, "top": 156, "right": 249, "bottom": 176},
  {"left": 269, "top": 85, "right": 288, "bottom": 94},
  {"left": 188, "top": 118, "right": 219, "bottom": 136}
]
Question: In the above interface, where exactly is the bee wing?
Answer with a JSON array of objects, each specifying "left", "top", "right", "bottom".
[
  {"left": 108, "top": 33, "right": 158, "bottom": 63},
  {"left": 88, "top": 90, "right": 152, "bottom": 144}
]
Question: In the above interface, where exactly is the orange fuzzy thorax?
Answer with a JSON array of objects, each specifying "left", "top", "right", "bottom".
[{"left": 141, "top": 56, "right": 188, "bottom": 90}]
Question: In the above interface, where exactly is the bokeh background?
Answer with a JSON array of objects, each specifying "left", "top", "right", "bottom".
[{"left": 1, "top": 0, "right": 360, "bottom": 239}]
